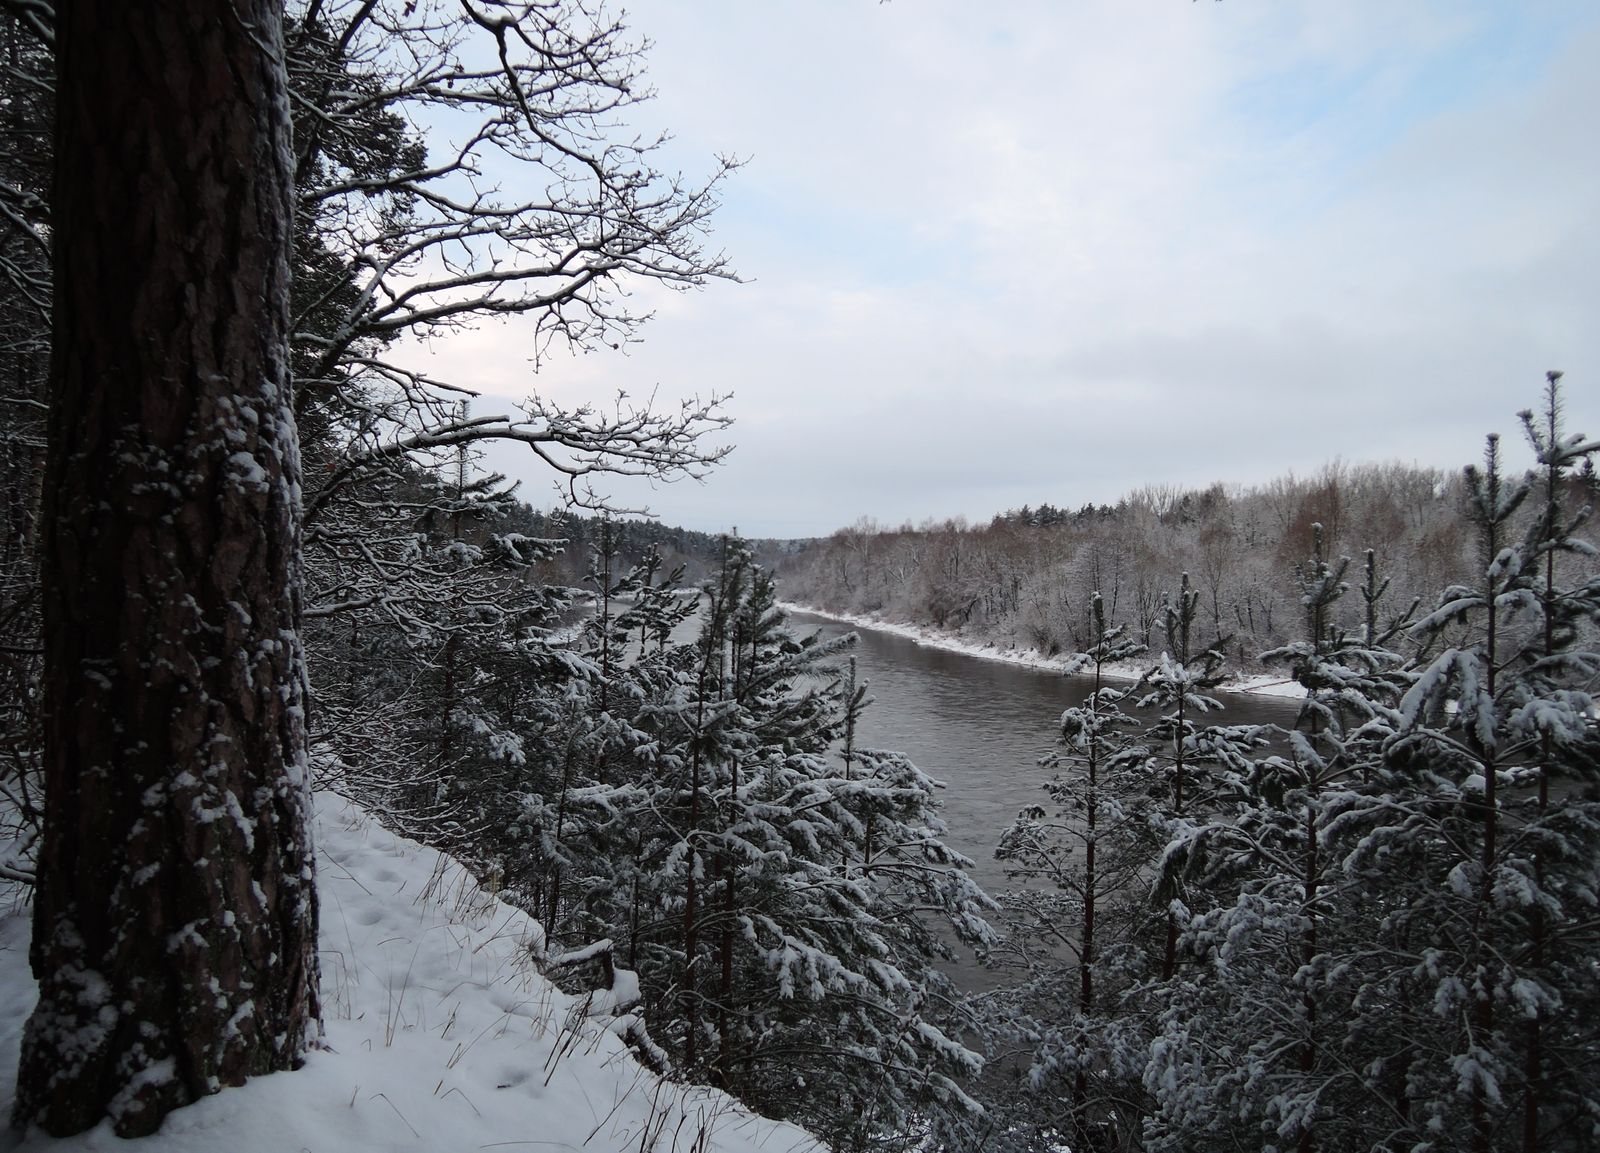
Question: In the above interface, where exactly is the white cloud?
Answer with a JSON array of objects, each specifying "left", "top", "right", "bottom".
[{"left": 420, "top": 0, "right": 1600, "bottom": 535}]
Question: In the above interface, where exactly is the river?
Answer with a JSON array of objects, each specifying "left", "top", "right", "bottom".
[{"left": 785, "top": 610, "right": 1303, "bottom": 940}]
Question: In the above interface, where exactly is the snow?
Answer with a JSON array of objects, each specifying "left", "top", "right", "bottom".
[
  {"left": 778, "top": 602, "right": 1306, "bottom": 700},
  {"left": 224, "top": 452, "right": 270, "bottom": 496},
  {"left": 0, "top": 794, "right": 826, "bottom": 1153}
]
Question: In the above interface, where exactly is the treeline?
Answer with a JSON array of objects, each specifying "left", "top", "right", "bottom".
[
  {"left": 774, "top": 457, "right": 1583, "bottom": 669},
  {"left": 516, "top": 507, "right": 731, "bottom": 586}
]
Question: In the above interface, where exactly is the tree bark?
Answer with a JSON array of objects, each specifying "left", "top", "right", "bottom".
[{"left": 15, "top": 0, "right": 318, "bottom": 1137}]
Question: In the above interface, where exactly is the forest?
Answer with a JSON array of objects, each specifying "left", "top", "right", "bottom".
[
  {"left": 773, "top": 456, "right": 1600, "bottom": 677},
  {"left": 3, "top": 1, "right": 1599, "bottom": 1152}
]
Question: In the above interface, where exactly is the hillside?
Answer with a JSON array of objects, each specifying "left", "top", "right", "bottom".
[{"left": 0, "top": 797, "right": 825, "bottom": 1153}]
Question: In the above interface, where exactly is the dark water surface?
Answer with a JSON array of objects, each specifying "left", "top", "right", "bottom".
[{"left": 787, "top": 612, "right": 1303, "bottom": 900}]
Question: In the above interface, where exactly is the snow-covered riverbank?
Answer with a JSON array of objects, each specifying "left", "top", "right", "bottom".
[{"left": 778, "top": 601, "right": 1306, "bottom": 701}]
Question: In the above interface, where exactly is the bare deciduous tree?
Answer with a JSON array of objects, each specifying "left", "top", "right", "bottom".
[{"left": 286, "top": 0, "right": 736, "bottom": 520}]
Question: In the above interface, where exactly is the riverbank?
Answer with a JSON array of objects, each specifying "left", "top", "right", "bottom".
[{"left": 778, "top": 601, "right": 1306, "bottom": 701}]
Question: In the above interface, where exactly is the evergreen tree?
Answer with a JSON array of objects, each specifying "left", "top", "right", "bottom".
[
  {"left": 589, "top": 541, "right": 997, "bottom": 1150},
  {"left": 1512, "top": 371, "right": 1600, "bottom": 1151},
  {"left": 19, "top": 1, "right": 318, "bottom": 1133},
  {"left": 990, "top": 591, "right": 1150, "bottom": 1149},
  {"left": 1134, "top": 572, "right": 1261, "bottom": 981},
  {"left": 1318, "top": 385, "right": 1600, "bottom": 1152},
  {"left": 1140, "top": 530, "right": 1414, "bottom": 1151}
]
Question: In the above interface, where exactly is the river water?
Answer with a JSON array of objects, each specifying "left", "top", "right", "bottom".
[{"left": 786, "top": 611, "right": 1303, "bottom": 907}]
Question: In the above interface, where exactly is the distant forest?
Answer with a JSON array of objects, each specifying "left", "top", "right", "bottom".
[
  {"left": 516, "top": 506, "right": 731, "bottom": 587},
  {"left": 774, "top": 453, "right": 1600, "bottom": 671}
]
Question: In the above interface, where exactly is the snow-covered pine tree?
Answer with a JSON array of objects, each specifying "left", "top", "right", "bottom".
[
  {"left": 1107, "top": 573, "right": 1277, "bottom": 1151},
  {"left": 1394, "top": 433, "right": 1533, "bottom": 1152},
  {"left": 1141, "top": 528, "right": 1416, "bottom": 1152},
  {"left": 838, "top": 654, "right": 868, "bottom": 869},
  {"left": 990, "top": 591, "right": 1151, "bottom": 1149},
  {"left": 1510, "top": 371, "right": 1600, "bottom": 1152},
  {"left": 617, "top": 540, "right": 698, "bottom": 657},
  {"left": 606, "top": 540, "right": 995, "bottom": 1150},
  {"left": 1327, "top": 391, "right": 1600, "bottom": 1151},
  {"left": 541, "top": 541, "right": 704, "bottom": 961},
  {"left": 1134, "top": 572, "right": 1264, "bottom": 981},
  {"left": 532, "top": 519, "right": 646, "bottom": 936}
]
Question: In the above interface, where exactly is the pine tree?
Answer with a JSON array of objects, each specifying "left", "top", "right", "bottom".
[
  {"left": 1134, "top": 572, "right": 1262, "bottom": 981},
  {"left": 1511, "top": 371, "right": 1600, "bottom": 1151},
  {"left": 1140, "top": 529, "right": 1415, "bottom": 1151},
  {"left": 991, "top": 591, "right": 1150, "bottom": 1149},
  {"left": 1323, "top": 386, "right": 1600, "bottom": 1151},
  {"left": 18, "top": 1, "right": 318, "bottom": 1133},
  {"left": 591, "top": 541, "right": 997, "bottom": 1149},
  {"left": 618, "top": 540, "right": 697, "bottom": 657},
  {"left": 1397, "top": 434, "right": 1531, "bottom": 1151}
]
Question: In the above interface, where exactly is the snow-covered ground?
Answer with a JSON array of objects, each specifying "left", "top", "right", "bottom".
[
  {"left": 0, "top": 796, "right": 825, "bottom": 1153},
  {"left": 778, "top": 601, "right": 1306, "bottom": 701}
]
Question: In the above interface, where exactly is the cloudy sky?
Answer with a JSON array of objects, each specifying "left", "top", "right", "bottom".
[{"left": 433, "top": 0, "right": 1600, "bottom": 538}]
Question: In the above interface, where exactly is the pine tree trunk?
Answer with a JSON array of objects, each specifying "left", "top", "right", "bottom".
[
  {"left": 718, "top": 763, "right": 737, "bottom": 1090},
  {"left": 1299, "top": 799, "right": 1318, "bottom": 1153},
  {"left": 1299, "top": 585, "right": 1322, "bottom": 1153},
  {"left": 1162, "top": 691, "right": 1187, "bottom": 982},
  {"left": 715, "top": 639, "right": 740, "bottom": 1092},
  {"left": 16, "top": 0, "right": 318, "bottom": 1136},
  {"left": 1471, "top": 465, "right": 1502, "bottom": 1153},
  {"left": 547, "top": 729, "right": 577, "bottom": 932},
  {"left": 1522, "top": 467, "right": 1559, "bottom": 1153},
  {"left": 440, "top": 632, "right": 458, "bottom": 763},
  {"left": 683, "top": 700, "right": 705, "bottom": 1071},
  {"left": 1074, "top": 661, "right": 1100, "bottom": 1145},
  {"left": 683, "top": 554, "right": 730, "bottom": 1073}
]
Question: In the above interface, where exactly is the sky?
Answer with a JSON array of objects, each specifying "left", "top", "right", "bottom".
[{"left": 418, "top": 0, "right": 1600, "bottom": 538}]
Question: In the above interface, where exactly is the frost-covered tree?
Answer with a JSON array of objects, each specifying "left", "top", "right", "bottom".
[
  {"left": 535, "top": 519, "right": 662, "bottom": 936},
  {"left": 1387, "top": 433, "right": 1540, "bottom": 1152},
  {"left": 618, "top": 540, "right": 698, "bottom": 657},
  {"left": 1134, "top": 572, "right": 1264, "bottom": 981},
  {"left": 1511, "top": 371, "right": 1600, "bottom": 1152}
]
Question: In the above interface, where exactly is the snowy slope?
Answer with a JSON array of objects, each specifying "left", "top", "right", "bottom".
[{"left": 0, "top": 795, "right": 827, "bottom": 1153}]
